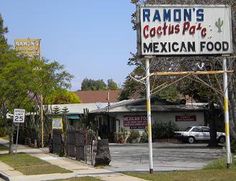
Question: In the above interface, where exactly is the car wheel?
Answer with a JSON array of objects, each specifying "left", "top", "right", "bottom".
[
  {"left": 218, "top": 136, "right": 225, "bottom": 144},
  {"left": 188, "top": 136, "right": 195, "bottom": 144}
]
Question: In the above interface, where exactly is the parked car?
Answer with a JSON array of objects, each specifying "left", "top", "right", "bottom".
[{"left": 174, "top": 126, "right": 225, "bottom": 144}]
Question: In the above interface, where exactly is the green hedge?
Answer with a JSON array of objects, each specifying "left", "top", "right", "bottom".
[
  {"left": 126, "top": 130, "right": 140, "bottom": 143},
  {"left": 152, "top": 121, "right": 177, "bottom": 139}
]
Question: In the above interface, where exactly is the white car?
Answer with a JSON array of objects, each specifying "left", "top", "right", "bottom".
[{"left": 175, "top": 126, "right": 225, "bottom": 144}]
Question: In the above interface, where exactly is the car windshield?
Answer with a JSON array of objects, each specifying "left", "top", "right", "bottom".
[{"left": 185, "top": 127, "right": 192, "bottom": 131}]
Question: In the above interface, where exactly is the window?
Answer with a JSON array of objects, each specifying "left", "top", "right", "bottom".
[
  {"left": 191, "top": 128, "right": 202, "bottom": 132},
  {"left": 202, "top": 127, "right": 210, "bottom": 132}
]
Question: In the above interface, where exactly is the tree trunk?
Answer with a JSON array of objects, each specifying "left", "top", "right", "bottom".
[
  {"left": 228, "top": 71, "right": 236, "bottom": 140},
  {"left": 8, "top": 124, "right": 14, "bottom": 154},
  {"left": 208, "top": 102, "right": 218, "bottom": 147}
]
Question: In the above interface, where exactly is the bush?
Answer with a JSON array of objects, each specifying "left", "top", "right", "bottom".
[
  {"left": 140, "top": 130, "right": 148, "bottom": 143},
  {"left": 0, "top": 127, "right": 7, "bottom": 137},
  {"left": 152, "top": 121, "right": 177, "bottom": 139},
  {"left": 127, "top": 130, "right": 140, "bottom": 143},
  {"left": 114, "top": 128, "right": 128, "bottom": 143},
  {"left": 87, "top": 129, "right": 96, "bottom": 145},
  {"left": 231, "top": 139, "right": 236, "bottom": 153},
  {"left": 204, "top": 156, "right": 236, "bottom": 169}
]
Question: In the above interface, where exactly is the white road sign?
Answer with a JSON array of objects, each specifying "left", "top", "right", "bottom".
[{"left": 13, "top": 109, "right": 25, "bottom": 123}]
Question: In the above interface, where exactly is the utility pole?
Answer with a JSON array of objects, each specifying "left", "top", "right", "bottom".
[{"left": 145, "top": 57, "right": 154, "bottom": 173}]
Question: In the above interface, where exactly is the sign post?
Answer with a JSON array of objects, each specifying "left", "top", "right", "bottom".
[
  {"left": 146, "top": 57, "right": 153, "bottom": 173},
  {"left": 138, "top": 4, "right": 233, "bottom": 170},
  {"left": 13, "top": 109, "right": 25, "bottom": 153},
  {"left": 223, "top": 57, "right": 232, "bottom": 167}
]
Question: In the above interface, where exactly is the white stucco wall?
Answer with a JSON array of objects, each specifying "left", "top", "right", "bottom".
[
  {"left": 152, "top": 111, "right": 204, "bottom": 130},
  {"left": 113, "top": 111, "right": 205, "bottom": 132}
]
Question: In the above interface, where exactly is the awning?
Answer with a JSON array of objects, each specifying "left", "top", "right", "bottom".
[{"left": 67, "top": 115, "right": 80, "bottom": 120}]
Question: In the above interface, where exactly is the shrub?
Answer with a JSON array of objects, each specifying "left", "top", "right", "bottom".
[
  {"left": 231, "top": 139, "right": 236, "bottom": 153},
  {"left": 114, "top": 128, "right": 128, "bottom": 143},
  {"left": 127, "top": 130, "right": 140, "bottom": 143},
  {"left": 87, "top": 129, "right": 96, "bottom": 145},
  {"left": 0, "top": 127, "right": 7, "bottom": 137},
  {"left": 152, "top": 121, "right": 177, "bottom": 139},
  {"left": 140, "top": 130, "right": 148, "bottom": 143},
  {"left": 204, "top": 156, "right": 236, "bottom": 169},
  {"left": 204, "top": 157, "right": 228, "bottom": 169}
]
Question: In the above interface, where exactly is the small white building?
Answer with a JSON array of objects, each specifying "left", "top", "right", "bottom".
[
  {"left": 46, "top": 98, "right": 208, "bottom": 142},
  {"left": 91, "top": 98, "right": 207, "bottom": 140},
  {"left": 45, "top": 103, "right": 108, "bottom": 129}
]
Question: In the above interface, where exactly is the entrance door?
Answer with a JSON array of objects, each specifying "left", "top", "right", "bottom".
[{"left": 98, "top": 115, "right": 116, "bottom": 142}]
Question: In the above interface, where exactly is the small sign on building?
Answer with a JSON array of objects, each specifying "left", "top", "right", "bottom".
[
  {"left": 52, "top": 117, "right": 63, "bottom": 129},
  {"left": 175, "top": 115, "right": 196, "bottom": 122},
  {"left": 123, "top": 115, "right": 147, "bottom": 129}
]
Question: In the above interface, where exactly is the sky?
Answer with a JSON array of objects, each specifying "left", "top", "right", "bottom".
[{"left": 0, "top": 0, "right": 136, "bottom": 91}]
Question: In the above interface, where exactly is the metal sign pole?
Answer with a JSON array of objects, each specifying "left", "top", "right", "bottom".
[
  {"left": 13, "top": 109, "right": 25, "bottom": 153},
  {"left": 40, "top": 95, "right": 44, "bottom": 148},
  {"left": 15, "top": 123, "right": 20, "bottom": 153},
  {"left": 145, "top": 58, "right": 154, "bottom": 173},
  {"left": 223, "top": 57, "right": 232, "bottom": 168}
]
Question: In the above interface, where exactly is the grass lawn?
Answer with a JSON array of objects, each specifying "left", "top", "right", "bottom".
[
  {"left": 0, "top": 136, "right": 9, "bottom": 140},
  {"left": 52, "top": 177, "right": 101, "bottom": 181},
  {"left": 126, "top": 157, "right": 236, "bottom": 181},
  {"left": 126, "top": 169, "right": 236, "bottom": 181},
  {"left": 0, "top": 153, "right": 72, "bottom": 175}
]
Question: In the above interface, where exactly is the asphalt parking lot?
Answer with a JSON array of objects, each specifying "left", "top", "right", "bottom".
[{"left": 105, "top": 142, "right": 226, "bottom": 172}]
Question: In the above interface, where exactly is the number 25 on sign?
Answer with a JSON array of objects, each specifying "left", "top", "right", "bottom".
[{"left": 13, "top": 109, "right": 25, "bottom": 123}]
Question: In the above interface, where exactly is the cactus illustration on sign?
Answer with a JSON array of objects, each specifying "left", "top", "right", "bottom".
[{"left": 215, "top": 18, "right": 224, "bottom": 33}]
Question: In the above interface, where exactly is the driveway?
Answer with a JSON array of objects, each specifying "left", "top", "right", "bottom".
[{"left": 105, "top": 142, "right": 225, "bottom": 172}]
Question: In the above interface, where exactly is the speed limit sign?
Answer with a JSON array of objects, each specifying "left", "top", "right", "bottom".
[{"left": 13, "top": 109, "right": 25, "bottom": 123}]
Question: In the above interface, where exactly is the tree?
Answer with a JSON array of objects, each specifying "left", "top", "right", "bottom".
[
  {"left": 119, "top": 76, "right": 143, "bottom": 100},
  {"left": 0, "top": 56, "right": 73, "bottom": 153},
  {"left": 0, "top": 14, "right": 8, "bottom": 52},
  {"left": 81, "top": 78, "right": 106, "bottom": 90},
  {"left": 119, "top": 65, "right": 146, "bottom": 100},
  {"left": 45, "top": 89, "right": 80, "bottom": 104},
  {"left": 107, "top": 79, "right": 118, "bottom": 90},
  {"left": 0, "top": 52, "right": 33, "bottom": 153},
  {"left": 81, "top": 78, "right": 119, "bottom": 91},
  {"left": 0, "top": 15, "right": 73, "bottom": 153}
]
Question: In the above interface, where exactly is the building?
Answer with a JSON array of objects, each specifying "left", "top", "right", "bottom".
[
  {"left": 91, "top": 97, "right": 207, "bottom": 141},
  {"left": 46, "top": 96, "right": 208, "bottom": 142},
  {"left": 46, "top": 103, "right": 108, "bottom": 130},
  {"left": 75, "top": 90, "right": 121, "bottom": 103}
]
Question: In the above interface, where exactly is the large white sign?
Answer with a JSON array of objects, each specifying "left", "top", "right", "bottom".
[
  {"left": 139, "top": 5, "right": 233, "bottom": 55},
  {"left": 13, "top": 109, "right": 25, "bottom": 123}
]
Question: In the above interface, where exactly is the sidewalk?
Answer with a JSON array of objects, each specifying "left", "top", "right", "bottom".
[{"left": 0, "top": 138, "right": 146, "bottom": 181}]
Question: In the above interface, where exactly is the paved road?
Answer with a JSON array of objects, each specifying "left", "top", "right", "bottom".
[{"left": 105, "top": 143, "right": 225, "bottom": 172}]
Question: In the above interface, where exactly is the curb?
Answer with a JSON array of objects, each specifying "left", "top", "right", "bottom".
[{"left": 0, "top": 172, "right": 10, "bottom": 181}]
